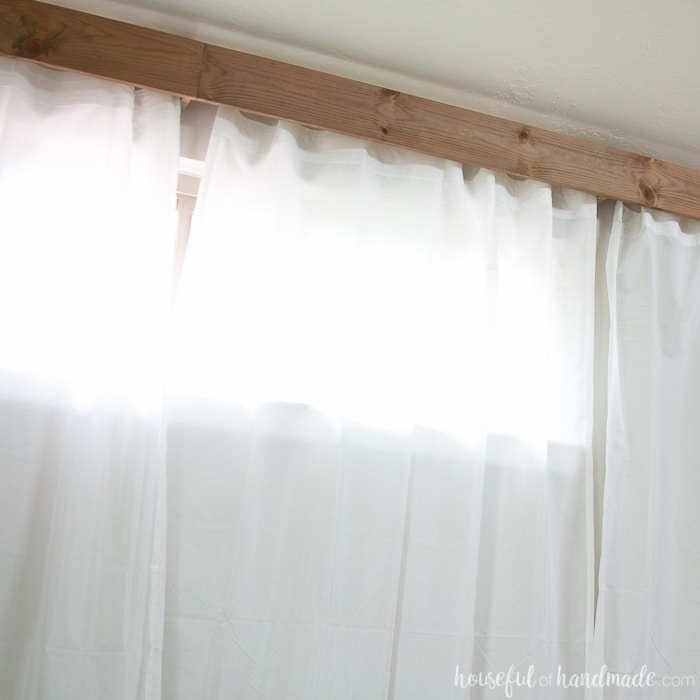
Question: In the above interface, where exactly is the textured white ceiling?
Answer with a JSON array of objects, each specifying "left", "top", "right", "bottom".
[{"left": 57, "top": 0, "right": 700, "bottom": 169}]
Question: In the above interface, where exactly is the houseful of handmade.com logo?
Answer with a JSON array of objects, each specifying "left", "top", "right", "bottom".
[{"left": 454, "top": 664, "right": 695, "bottom": 697}]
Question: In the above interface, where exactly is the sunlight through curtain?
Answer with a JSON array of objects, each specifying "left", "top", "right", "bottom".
[
  {"left": 165, "top": 109, "right": 599, "bottom": 699},
  {"left": 2, "top": 57, "right": 699, "bottom": 700},
  {"left": 0, "top": 57, "right": 180, "bottom": 700}
]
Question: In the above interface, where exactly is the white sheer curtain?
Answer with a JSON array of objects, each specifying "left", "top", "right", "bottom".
[
  {"left": 2, "top": 57, "right": 700, "bottom": 700},
  {"left": 0, "top": 58, "right": 180, "bottom": 699},
  {"left": 165, "top": 109, "right": 599, "bottom": 698},
  {"left": 588, "top": 206, "right": 700, "bottom": 699}
]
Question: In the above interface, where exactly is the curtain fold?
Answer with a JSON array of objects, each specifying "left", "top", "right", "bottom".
[
  {"left": 164, "top": 108, "right": 599, "bottom": 698},
  {"left": 0, "top": 58, "right": 180, "bottom": 699}
]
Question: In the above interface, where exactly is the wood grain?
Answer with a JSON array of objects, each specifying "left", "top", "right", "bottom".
[
  {"left": 2, "top": 0, "right": 700, "bottom": 219},
  {"left": 0, "top": 0, "right": 202, "bottom": 97}
]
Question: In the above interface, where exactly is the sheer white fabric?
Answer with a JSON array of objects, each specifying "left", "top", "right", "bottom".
[
  {"left": 0, "top": 58, "right": 180, "bottom": 699},
  {"left": 165, "top": 109, "right": 599, "bottom": 698},
  {"left": 588, "top": 205, "right": 700, "bottom": 698},
  {"left": 3, "top": 57, "right": 699, "bottom": 700}
]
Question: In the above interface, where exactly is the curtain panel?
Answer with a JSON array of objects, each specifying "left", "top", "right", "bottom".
[
  {"left": 165, "top": 109, "right": 598, "bottom": 699},
  {"left": 588, "top": 206, "right": 700, "bottom": 699},
  {"left": 0, "top": 58, "right": 698, "bottom": 699},
  {"left": 0, "top": 57, "right": 180, "bottom": 699}
]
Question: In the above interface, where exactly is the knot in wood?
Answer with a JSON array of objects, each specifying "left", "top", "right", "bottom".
[
  {"left": 381, "top": 88, "right": 401, "bottom": 102},
  {"left": 19, "top": 37, "right": 44, "bottom": 58},
  {"left": 639, "top": 181, "right": 657, "bottom": 206}
]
